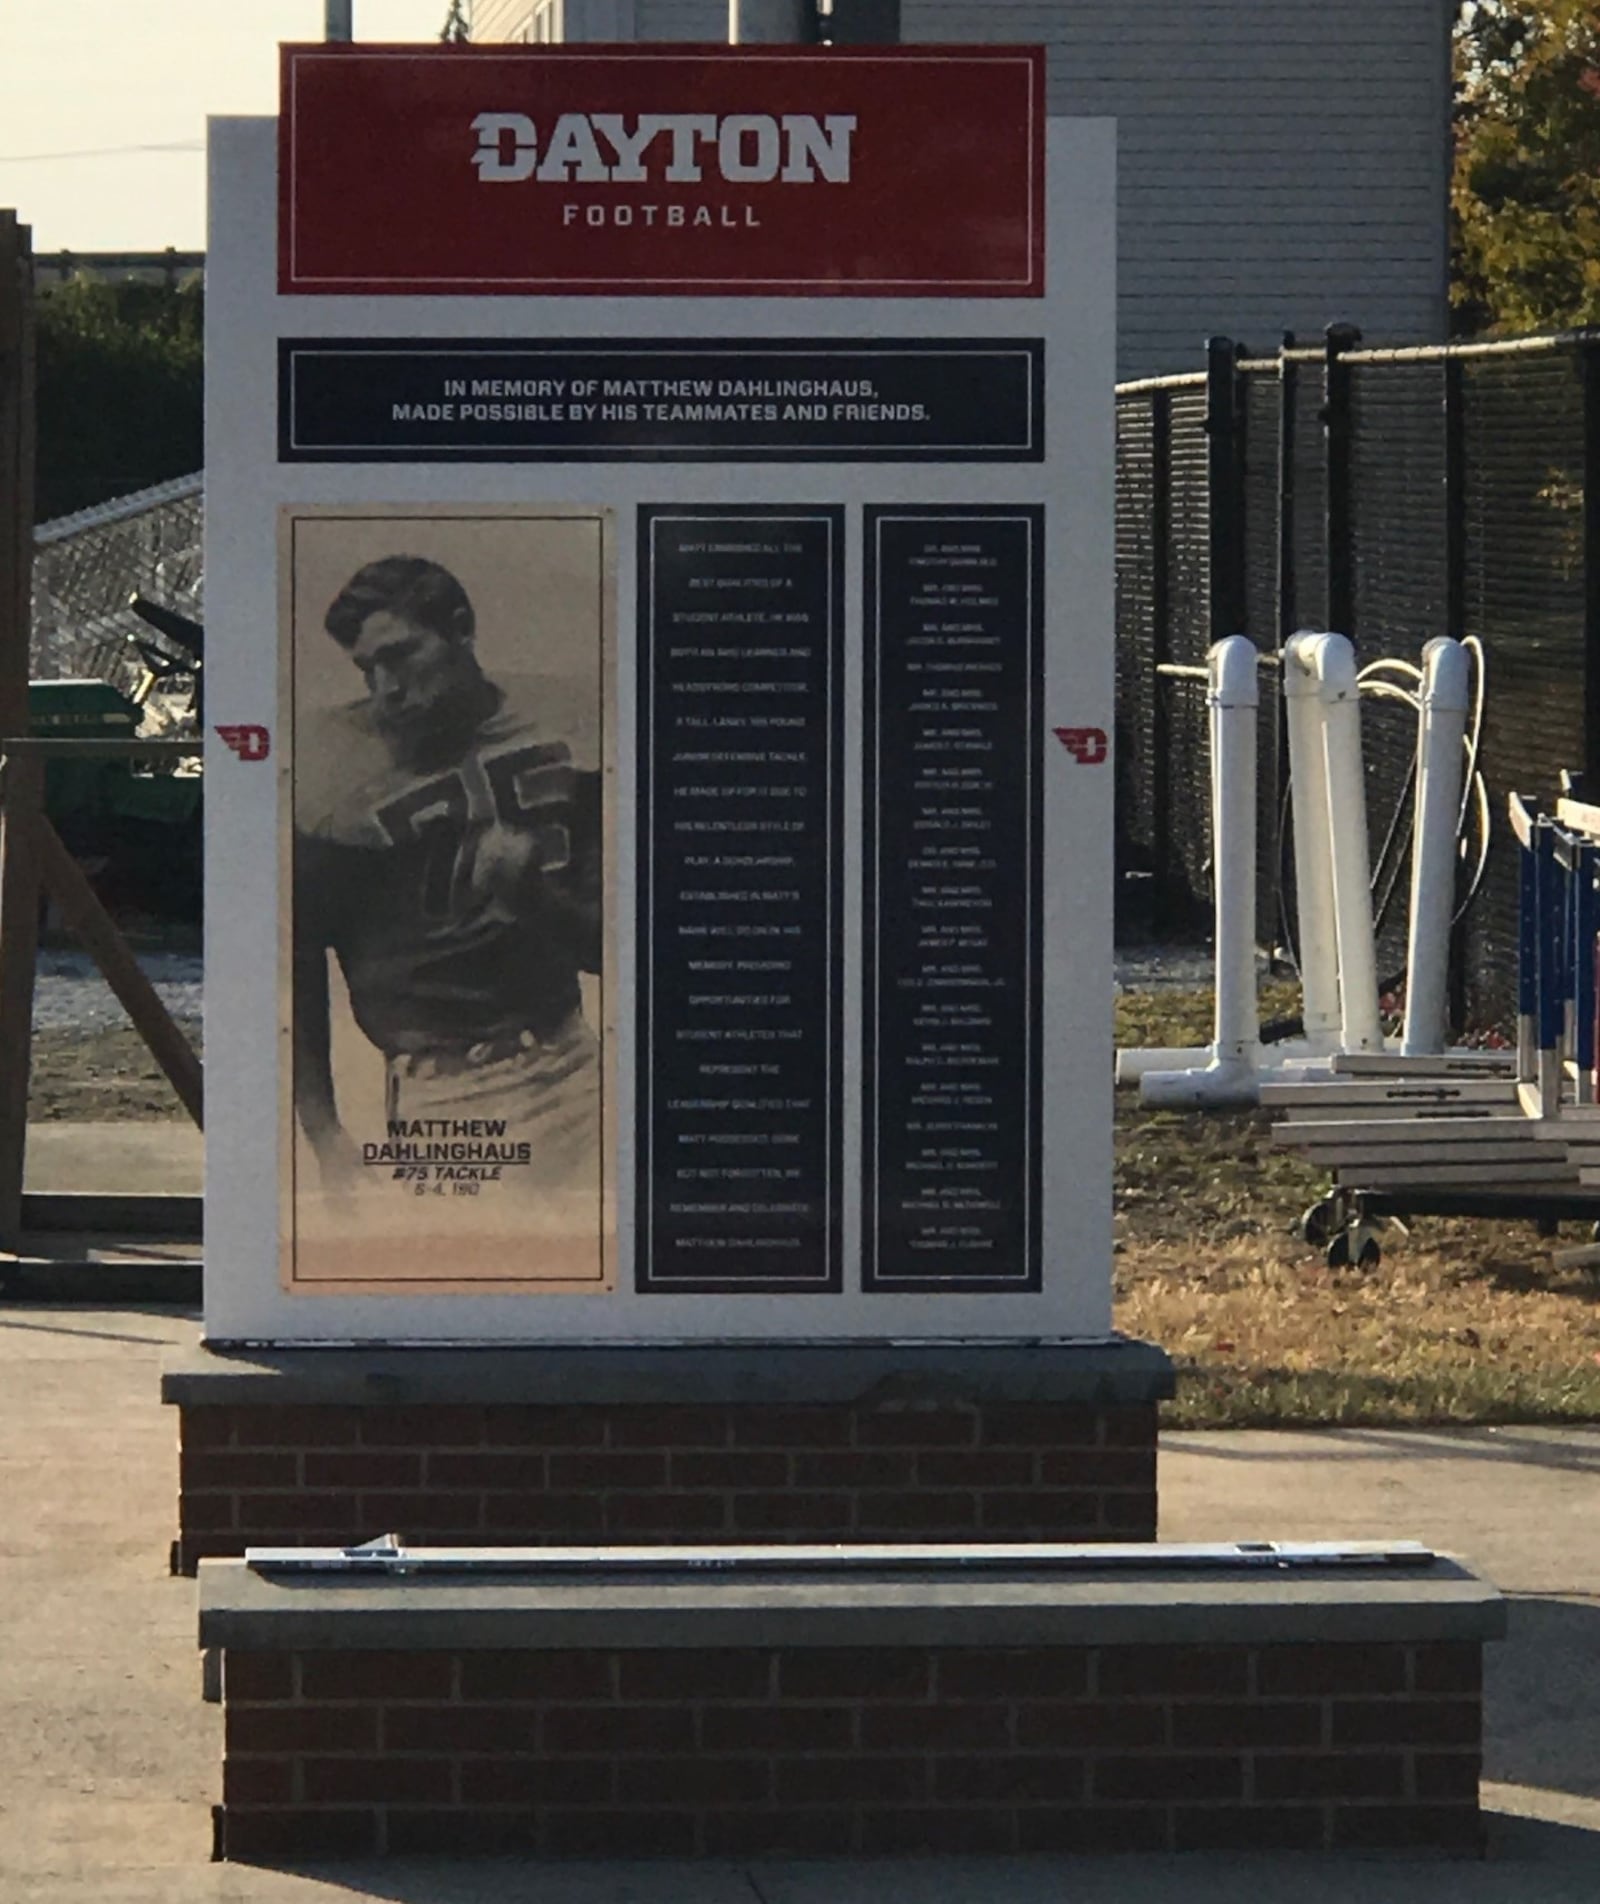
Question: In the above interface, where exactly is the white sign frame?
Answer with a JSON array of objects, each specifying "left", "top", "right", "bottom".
[{"left": 203, "top": 112, "right": 1116, "bottom": 1344}]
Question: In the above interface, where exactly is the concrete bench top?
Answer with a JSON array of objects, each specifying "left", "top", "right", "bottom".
[
  {"left": 199, "top": 1551, "right": 1506, "bottom": 1653},
  {"left": 162, "top": 1337, "right": 1177, "bottom": 1407}
]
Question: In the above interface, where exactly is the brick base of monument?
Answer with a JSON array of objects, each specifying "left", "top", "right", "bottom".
[
  {"left": 201, "top": 1555, "right": 1504, "bottom": 1862},
  {"left": 163, "top": 1343, "right": 1175, "bottom": 1572}
]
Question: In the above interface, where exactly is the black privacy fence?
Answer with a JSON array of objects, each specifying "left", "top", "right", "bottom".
[{"left": 1115, "top": 328, "right": 1600, "bottom": 1028}]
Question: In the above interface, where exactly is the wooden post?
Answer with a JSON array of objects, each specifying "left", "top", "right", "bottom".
[
  {"left": 0, "top": 759, "right": 42, "bottom": 1242},
  {"left": 0, "top": 211, "right": 39, "bottom": 1245},
  {"left": 35, "top": 816, "right": 204, "bottom": 1128},
  {"left": 0, "top": 214, "right": 31, "bottom": 738}
]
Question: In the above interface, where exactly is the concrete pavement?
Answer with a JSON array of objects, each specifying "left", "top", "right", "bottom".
[
  {"left": 1, "top": 1305, "right": 1597, "bottom": 1901},
  {"left": 3, "top": 1124, "right": 201, "bottom": 1300},
  {"left": 1160, "top": 1423, "right": 1600, "bottom": 1847},
  {"left": 22, "top": 1120, "right": 203, "bottom": 1197}
]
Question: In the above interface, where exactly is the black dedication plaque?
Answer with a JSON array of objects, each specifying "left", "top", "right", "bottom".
[
  {"left": 279, "top": 340, "right": 1042, "bottom": 463},
  {"left": 638, "top": 507, "right": 844, "bottom": 1293},
  {"left": 863, "top": 508, "right": 1044, "bottom": 1292}
]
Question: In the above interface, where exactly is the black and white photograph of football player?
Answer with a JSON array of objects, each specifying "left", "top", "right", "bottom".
[{"left": 283, "top": 509, "right": 612, "bottom": 1289}]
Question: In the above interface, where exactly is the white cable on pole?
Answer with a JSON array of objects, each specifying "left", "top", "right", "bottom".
[
  {"left": 1401, "top": 639, "right": 1471, "bottom": 1056},
  {"left": 1283, "top": 631, "right": 1344, "bottom": 1054},
  {"left": 1117, "top": 629, "right": 1495, "bottom": 1101},
  {"left": 1307, "top": 633, "right": 1385, "bottom": 1052}
]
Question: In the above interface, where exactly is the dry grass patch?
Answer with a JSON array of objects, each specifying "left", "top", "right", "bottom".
[
  {"left": 29, "top": 1024, "right": 201, "bottom": 1122},
  {"left": 1114, "top": 987, "right": 1600, "bottom": 1427}
]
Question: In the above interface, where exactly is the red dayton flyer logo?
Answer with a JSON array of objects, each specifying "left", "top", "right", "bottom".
[
  {"left": 279, "top": 45, "right": 1044, "bottom": 297},
  {"left": 1055, "top": 727, "right": 1108, "bottom": 765},
  {"left": 215, "top": 724, "right": 271, "bottom": 762}
]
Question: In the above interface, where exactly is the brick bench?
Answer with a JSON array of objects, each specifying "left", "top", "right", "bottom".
[
  {"left": 200, "top": 1545, "right": 1504, "bottom": 1862},
  {"left": 162, "top": 1341, "right": 1174, "bottom": 1572}
]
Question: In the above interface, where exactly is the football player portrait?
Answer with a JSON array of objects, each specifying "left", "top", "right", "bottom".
[{"left": 291, "top": 552, "right": 603, "bottom": 1193}]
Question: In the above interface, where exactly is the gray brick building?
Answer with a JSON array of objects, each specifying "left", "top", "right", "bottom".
[{"left": 465, "top": 0, "right": 1455, "bottom": 378}]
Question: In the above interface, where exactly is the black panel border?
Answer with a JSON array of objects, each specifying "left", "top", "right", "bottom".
[
  {"left": 636, "top": 503, "right": 846, "bottom": 1296},
  {"left": 861, "top": 504, "right": 1045, "bottom": 1295},
  {"left": 277, "top": 338, "right": 1044, "bottom": 465}
]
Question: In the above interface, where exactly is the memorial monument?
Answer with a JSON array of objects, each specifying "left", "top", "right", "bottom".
[
  {"left": 166, "top": 36, "right": 1173, "bottom": 1563},
  {"left": 173, "top": 40, "right": 1503, "bottom": 1868}
]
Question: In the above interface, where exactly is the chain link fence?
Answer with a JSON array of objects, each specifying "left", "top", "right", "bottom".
[
  {"left": 1116, "top": 331, "right": 1600, "bottom": 1028},
  {"left": 30, "top": 471, "right": 203, "bottom": 732}
]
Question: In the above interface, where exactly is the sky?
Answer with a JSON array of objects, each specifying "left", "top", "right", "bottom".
[{"left": 0, "top": 1, "right": 457, "bottom": 253}]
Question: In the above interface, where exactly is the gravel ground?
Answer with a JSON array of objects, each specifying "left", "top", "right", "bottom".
[
  {"left": 28, "top": 942, "right": 1226, "bottom": 1037},
  {"left": 1114, "top": 945, "right": 1273, "bottom": 992},
  {"left": 31, "top": 945, "right": 202, "bottom": 1035},
  {"left": 21, "top": 939, "right": 1235, "bottom": 1122},
  {"left": 27, "top": 947, "right": 203, "bottom": 1122}
]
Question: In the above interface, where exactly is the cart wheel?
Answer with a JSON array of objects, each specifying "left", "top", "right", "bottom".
[
  {"left": 1325, "top": 1232, "right": 1351, "bottom": 1269},
  {"left": 1301, "top": 1198, "right": 1338, "bottom": 1247},
  {"left": 1342, "top": 1218, "right": 1385, "bottom": 1271}
]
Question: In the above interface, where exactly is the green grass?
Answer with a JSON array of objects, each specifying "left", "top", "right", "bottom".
[
  {"left": 1159, "top": 1362, "right": 1600, "bottom": 1431},
  {"left": 1114, "top": 986, "right": 1600, "bottom": 1429}
]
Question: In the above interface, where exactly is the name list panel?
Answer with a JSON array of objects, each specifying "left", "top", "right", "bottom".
[
  {"left": 863, "top": 507, "right": 1044, "bottom": 1293},
  {"left": 637, "top": 506, "right": 844, "bottom": 1294}
]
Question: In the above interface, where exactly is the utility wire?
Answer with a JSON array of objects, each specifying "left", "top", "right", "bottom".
[{"left": 0, "top": 142, "right": 203, "bottom": 164}]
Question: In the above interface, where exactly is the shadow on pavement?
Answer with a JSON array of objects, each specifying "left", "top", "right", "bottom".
[
  {"left": 0, "top": 1312, "right": 197, "bottom": 1346},
  {"left": 1488, "top": 1813, "right": 1600, "bottom": 1863},
  {"left": 206, "top": 1865, "right": 756, "bottom": 1903},
  {"left": 1164, "top": 1426, "right": 1600, "bottom": 1473},
  {"left": 1488, "top": 1596, "right": 1600, "bottom": 1804}
]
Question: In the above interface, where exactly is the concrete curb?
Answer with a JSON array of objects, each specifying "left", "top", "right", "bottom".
[
  {"left": 162, "top": 1337, "right": 1178, "bottom": 1407},
  {"left": 0, "top": 1258, "right": 202, "bottom": 1304},
  {"left": 198, "top": 1552, "right": 1507, "bottom": 1652}
]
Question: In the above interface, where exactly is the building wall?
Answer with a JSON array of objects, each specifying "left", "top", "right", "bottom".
[
  {"left": 902, "top": 0, "right": 1453, "bottom": 376},
  {"left": 471, "top": 0, "right": 558, "bottom": 38},
  {"left": 474, "top": 0, "right": 1454, "bottom": 378},
  {"left": 640, "top": 0, "right": 727, "bottom": 36},
  {"left": 32, "top": 250, "right": 204, "bottom": 290},
  {"left": 473, "top": 0, "right": 728, "bottom": 37}
]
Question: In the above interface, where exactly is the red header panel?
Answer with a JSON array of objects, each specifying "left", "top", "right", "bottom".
[{"left": 279, "top": 44, "right": 1044, "bottom": 298}]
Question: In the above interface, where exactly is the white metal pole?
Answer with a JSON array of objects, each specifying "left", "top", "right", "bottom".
[
  {"left": 1400, "top": 638, "right": 1470, "bottom": 1057},
  {"left": 1140, "top": 638, "right": 1262, "bottom": 1109},
  {"left": 729, "top": 0, "right": 814, "bottom": 39},
  {"left": 1207, "top": 636, "right": 1262, "bottom": 1070},
  {"left": 1309, "top": 632, "right": 1383, "bottom": 1053},
  {"left": 325, "top": 1, "right": 353, "bottom": 40},
  {"left": 1282, "top": 632, "right": 1343, "bottom": 1054}
]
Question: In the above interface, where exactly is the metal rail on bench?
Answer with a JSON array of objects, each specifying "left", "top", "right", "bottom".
[{"left": 244, "top": 1537, "right": 1439, "bottom": 1577}]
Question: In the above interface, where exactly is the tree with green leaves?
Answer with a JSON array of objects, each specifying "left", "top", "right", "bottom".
[
  {"left": 1454, "top": 0, "right": 1600, "bottom": 333},
  {"left": 33, "top": 275, "right": 203, "bottom": 522}
]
